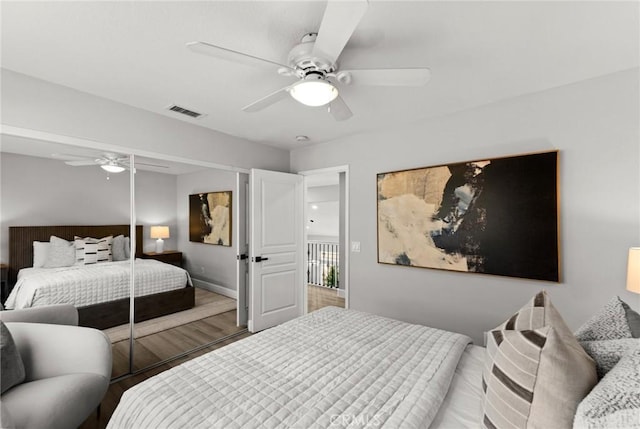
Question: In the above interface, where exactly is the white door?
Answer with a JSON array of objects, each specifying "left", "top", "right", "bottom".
[
  {"left": 249, "top": 168, "right": 304, "bottom": 332},
  {"left": 236, "top": 172, "right": 249, "bottom": 327}
]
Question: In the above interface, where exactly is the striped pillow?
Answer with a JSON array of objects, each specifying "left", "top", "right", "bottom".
[
  {"left": 75, "top": 235, "right": 113, "bottom": 265},
  {"left": 482, "top": 291, "right": 597, "bottom": 429}
]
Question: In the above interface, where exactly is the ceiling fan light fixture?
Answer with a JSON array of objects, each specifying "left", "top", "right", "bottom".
[
  {"left": 289, "top": 74, "right": 338, "bottom": 107},
  {"left": 101, "top": 162, "right": 125, "bottom": 174}
]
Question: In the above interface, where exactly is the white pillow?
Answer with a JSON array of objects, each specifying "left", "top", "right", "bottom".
[
  {"left": 32, "top": 241, "right": 51, "bottom": 268},
  {"left": 75, "top": 235, "right": 113, "bottom": 265},
  {"left": 43, "top": 236, "right": 76, "bottom": 268}
]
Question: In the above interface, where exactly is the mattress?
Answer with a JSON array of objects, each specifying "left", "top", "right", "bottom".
[
  {"left": 108, "top": 306, "right": 472, "bottom": 429},
  {"left": 5, "top": 259, "right": 191, "bottom": 309}
]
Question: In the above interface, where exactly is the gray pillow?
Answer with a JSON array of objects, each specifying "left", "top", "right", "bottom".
[
  {"left": 43, "top": 236, "right": 76, "bottom": 268},
  {"left": 124, "top": 236, "right": 131, "bottom": 259},
  {"left": 621, "top": 300, "right": 640, "bottom": 338},
  {"left": 575, "top": 297, "right": 633, "bottom": 341},
  {"left": 0, "top": 321, "right": 25, "bottom": 394},
  {"left": 580, "top": 338, "right": 640, "bottom": 379},
  {"left": 573, "top": 345, "right": 640, "bottom": 429},
  {"left": 112, "top": 235, "right": 126, "bottom": 261}
]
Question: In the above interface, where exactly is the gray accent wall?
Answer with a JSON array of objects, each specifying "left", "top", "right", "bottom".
[{"left": 291, "top": 69, "right": 640, "bottom": 344}]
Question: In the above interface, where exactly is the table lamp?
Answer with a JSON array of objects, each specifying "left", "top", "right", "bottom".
[
  {"left": 150, "top": 226, "right": 170, "bottom": 254},
  {"left": 628, "top": 247, "right": 640, "bottom": 294}
]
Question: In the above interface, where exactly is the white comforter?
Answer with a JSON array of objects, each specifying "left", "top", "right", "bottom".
[
  {"left": 5, "top": 259, "right": 191, "bottom": 309},
  {"left": 108, "top": 306, "right": 471, "bottom": 429}
]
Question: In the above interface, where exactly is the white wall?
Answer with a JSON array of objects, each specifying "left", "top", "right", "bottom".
[
  {"left": 176, "top": 168, "right": 238, "bottom": 293},
  {"left": 291, "top": 69, "right": 640, "bottom": 344},
  {"left": 1, "top": 69, "right": 289, "bottom": 172},
  {"left": 135, "top": 168, "right": 178, "bottom": 253},
  {"left": 0, "top": 153, "right": 178, "bottom": 260}
]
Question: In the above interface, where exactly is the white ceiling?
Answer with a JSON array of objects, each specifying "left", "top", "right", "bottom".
[{"left": 1, "top": 1, "right": 637, "bottom": 151}]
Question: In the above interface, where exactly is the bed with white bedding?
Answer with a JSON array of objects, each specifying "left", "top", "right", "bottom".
[
  {"left": 108, "top": 306, "right": 482, "bottom": 429},
  {"left": 7, "top": 225, "right": 196, "bottom": 329},
  {"left": 5, "top": 259, "right": 192, "bottom": 310}
]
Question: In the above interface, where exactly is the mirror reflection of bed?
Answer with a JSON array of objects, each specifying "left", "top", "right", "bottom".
[
  {"left": 5, "top": 224, "right": 243, "bottom": 378},
  {"left": 7, "top": 225, "right": 194, "bottom": 328}
]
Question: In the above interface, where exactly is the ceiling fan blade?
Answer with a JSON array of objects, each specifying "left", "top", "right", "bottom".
[
  {"left": 242, "top": 86, "right": 291, "bottom": 112},
  {"left": 65, "top": 160, "right": 97, "bottom": 166},
  {"left": 338, "top": 68, "right": 431, "bottom": 86},
  {"left": 187, "top": 41, "right": 294, "bottom": 72},
  {"left": 312, "top": 0, "right": 369, "bottom": 65},
  {"left": 52, "top": 153, "right": 92, "bottom": 161},
  {"left": 328, "top": 95, "right": 353, "bottom": 121}
]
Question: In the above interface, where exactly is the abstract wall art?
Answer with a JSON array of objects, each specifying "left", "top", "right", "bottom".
[
  {"left": 189, "top": 191, "right": 232, "bottom": 246},
  {"left": 377, "top": 151, "right": 559, "bottom": 282}
]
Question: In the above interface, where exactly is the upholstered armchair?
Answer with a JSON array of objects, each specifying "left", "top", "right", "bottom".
[
  {"left": 0, "top": 304, "right": 79, "bottom": 325},
  {"left": 0, "top": 305, "right": 112, "bottom": 429}
]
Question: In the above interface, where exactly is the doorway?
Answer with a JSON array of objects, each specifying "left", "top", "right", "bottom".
[{"left": 299, "top": 166, "right": 349, "bottom": 313}]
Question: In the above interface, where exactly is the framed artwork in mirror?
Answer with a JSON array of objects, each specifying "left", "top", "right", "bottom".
[{"left": 189, "top": 191, "right": 232, "bottom": 246}]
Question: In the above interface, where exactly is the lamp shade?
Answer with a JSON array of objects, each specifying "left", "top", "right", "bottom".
[
  {"left": 627, "top": 247, "right": 640, "bottom": 294},
  {"left": 150, "top": 226, "right": 170, "bottom": 239}
]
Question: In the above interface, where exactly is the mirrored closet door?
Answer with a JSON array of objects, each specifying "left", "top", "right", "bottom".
[
  {"left": 1, "top": 134, "right": 247, "bottom": 378},
  {"left": 131, "top": 156, "right": 246, "bottom": 372},
  {"left": 0, "top": 138, "right": 133, "bottom": 379}
]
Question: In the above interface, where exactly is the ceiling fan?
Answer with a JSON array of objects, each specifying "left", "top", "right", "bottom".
[
  {"left": 186, "top": 0, "right": 430, "bottom": 121},
  {"left": 59, "top": 153, "right": 168, "bottom": 173}
]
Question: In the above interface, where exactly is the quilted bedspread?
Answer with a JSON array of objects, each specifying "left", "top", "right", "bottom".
[
  {"left": 108, "top": 306, "right": 471, "bottom": 429},
  {"left": 5, "top": 259, "right": 191, "bottom": 309}
]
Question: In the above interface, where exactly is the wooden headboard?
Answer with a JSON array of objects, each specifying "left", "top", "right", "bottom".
[{"left": 8, "top": 225, "right": 143, "bottom": 285}]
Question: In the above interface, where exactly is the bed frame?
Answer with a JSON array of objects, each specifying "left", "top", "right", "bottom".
[{"left": 8, "top": 225, "right": 195, "bottom": 330}]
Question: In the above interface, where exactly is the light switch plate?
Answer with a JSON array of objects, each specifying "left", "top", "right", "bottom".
[{"left": 351, "top": 241, "right": 361, "bottom": 252}]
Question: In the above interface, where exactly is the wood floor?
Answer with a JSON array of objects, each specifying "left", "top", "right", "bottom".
[
  {"left": 80, "top": 309, "right": 249, "bottom": 429},
  {"left": 111, "top": 309, "right": 246, "bottom": 376},
  {"left": 308, "top": 284, "right": 345, "bottom": 312},
  {"left": 110, "top": 288, "right": 238, "bottom": 378}
]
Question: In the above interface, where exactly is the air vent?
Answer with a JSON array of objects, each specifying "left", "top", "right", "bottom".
[{"left": 166, "top": 104, "right": 205, "bottom": 119}]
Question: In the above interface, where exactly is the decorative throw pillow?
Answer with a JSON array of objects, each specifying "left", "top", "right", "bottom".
[
  {"left": 32, "top": 241, "right": 51, "bottom": 268},
  {"left": 621, "top": 300, "right": 640, "bottom": 338},
  {"left": 124, "top": 236, "right": 131, "bottom": 259},
  {"left": 573, "top": 345, "right": 640, "bottom": 429},
  {"left": 580, "top": 338, "right": 640, "bottom": 379},
  {"left": 112, "top": 235, "right": 127, "bottom": 261},
  {"left": 75, "top": 235, "right": 113, "bottom": 265},
  {"left": 0, "top": 321, "right": 25, "bottom": 394},
  {"left": 43, "top": 236, "right": 76, "bottom": 268},
  {"left": 575, "top": 297, "right": 634, "bottom": 341},
  {"left": 482, "top": 291, "right": 597, "bottom": 429}
]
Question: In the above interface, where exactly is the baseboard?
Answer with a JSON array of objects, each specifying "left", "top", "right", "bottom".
[
  {"left": 192, "top": 278, "right": 237, "bottom": 300},
  {"left": 337, "top": 288, "right": 345, "bottom": 299}
]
